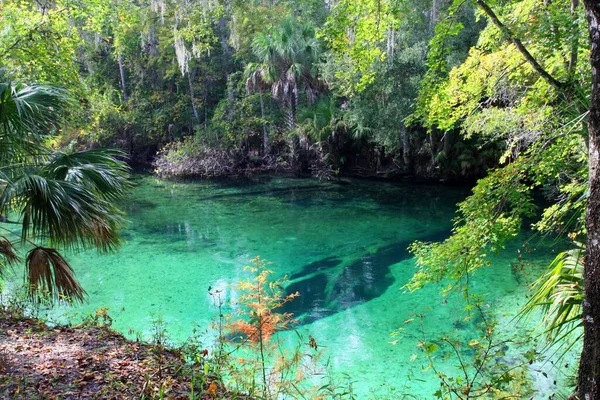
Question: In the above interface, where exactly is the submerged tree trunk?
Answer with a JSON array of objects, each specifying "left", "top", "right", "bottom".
[
  {"left": 579, "top": 1, "right": 600, "bottom": 398},
  {"left": 259, "top": 91, "right": 269, "bottom": 155},
  {"left": 117, "top": 53, "right": 128, "bottom": 102}
]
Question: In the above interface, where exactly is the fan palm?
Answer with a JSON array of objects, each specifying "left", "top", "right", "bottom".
[
  {"left": 0, "top": 81, "right": 130, "bottom": 303},
  {"left": 518, "top": 244, "right": 584, "bottom": 351},
  {"left": 245, "top": 18, "right": 326, "bottom": 133},
  {"left": 298, "top": 95, "right": 351, "bottom": 142}
]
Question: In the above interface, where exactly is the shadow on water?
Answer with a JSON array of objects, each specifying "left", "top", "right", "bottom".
[{"left": 281, "top": 230, "right": 450, "bottom": 325}]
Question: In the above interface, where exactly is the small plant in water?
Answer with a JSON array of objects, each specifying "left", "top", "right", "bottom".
[{"left": 393, "top": 299, "right": 539, "bottom": 399}]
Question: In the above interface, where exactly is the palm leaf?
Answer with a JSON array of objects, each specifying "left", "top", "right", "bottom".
[
  {"left": 248, "top": 18, "right": 326, "bottom": 125},
  {"left": 518, "top": 244, "right": 584, "bottom": 342},
  {"left": 43, "top": 149, "right": 131, "bottom": 201},
  {"left": 0, "top": 237, "right": 20, "bottom": 266},
  {"left": 0, "top": 174, "right": 125, "bottom": 251},
  {"left": 0, "top": 237, "right": 21, "bottom": 279},
  {"left": 0, "top": 82, "right": 70, "bottom": 164},
  {"left": 25, "top": 246, "right": 85, "bottom": 303},
  {"left": 0, "top": 81, "right": 130, "bottom": 305}
]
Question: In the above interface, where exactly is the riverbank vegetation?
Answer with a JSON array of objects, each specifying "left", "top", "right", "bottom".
[
  {"left": 3, "top": 0, "right": 600, "bottom": 397},
  {"left": 0, "top": 259, "right": 359, "bottom": 399}
]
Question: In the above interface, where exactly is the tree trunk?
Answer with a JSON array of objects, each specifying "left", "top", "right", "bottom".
[
  {"left": 429, "top": 131, "right": 436, "bottom": 172},
  {"left": 431, "top": 0, "right": 438, "bottom": 31},
  {"left": 286, "top": 92, "right": 297, "bottom": 131},
  {"left": 187, "top": 68, "right": 199, "bottom": 121},
  {"left": 292, "top": 87, "right": 299, "bottom": 128},
  {"left": 401, "top": 127, "right": 411, "bottom": 169},
  {"left": 117, "top": 53, "right": 128, "bottom": 102},
  {"left": 260, "top": 91, "right": 269, "bottom": 155},
  {"left": 387, "top": 28, "right": 396, "bottom": 62},
  {"left": 126, "top": 126, "right": 133, "bottom": 157},
  {"left": 475, "top": 0, "right": 564, "bottom": 90},
  {"left": 218, "top": 17, "right": 233, "bottom": 76},
  {"left": 579, "top": 2, "right": 600, "bottom": 398},
  {"left": 227, "top": 74, "right": 235, "bottom": 123},
  {"left": 569, "top": 0, "right": 580, "bottom": 77},
  {"left": 286, "top": 92, "right": 299, "bottom": 171},
  {"left": 443, "top": 131, "right": 453, "bottom": 157}
]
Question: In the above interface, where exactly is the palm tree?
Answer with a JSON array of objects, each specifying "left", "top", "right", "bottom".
[
  {"left": 518, "top": 244, "right": 584, "bottom": 353},
  {"left": 296, "top": 96, "right": 352, "bottom": 179},
  {"left": 299, "top": 95, "right": 350, "bottom": 142},
  {"left": 0, "top": 81, "right": 130, "bottom": 303},
  {"left": 245, "top": 18, "right": 326, "bottom": 144}
]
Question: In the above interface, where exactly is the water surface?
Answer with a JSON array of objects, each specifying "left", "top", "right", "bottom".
[{"left": 51, "top": 174, "right": 565, "bottom": 397}]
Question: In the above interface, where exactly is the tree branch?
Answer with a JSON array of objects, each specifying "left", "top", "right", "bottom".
[{"left": 475, "top": 0, "right": 565, "bottom": 90}]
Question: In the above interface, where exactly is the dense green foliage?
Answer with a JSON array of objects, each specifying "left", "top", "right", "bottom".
[
  {"left": 2, "top": 0, "right": 598, "bottom": 396},
  {"left": 1, "top": 0, "right": 492, "bottom": 178}
]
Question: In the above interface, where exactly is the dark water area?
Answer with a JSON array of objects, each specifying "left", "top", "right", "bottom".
[{"left": 283, "top": 231, "right": 449, "bottom": 325}]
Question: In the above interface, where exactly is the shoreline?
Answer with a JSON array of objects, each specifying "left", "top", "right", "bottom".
[{"left": 0, "top": 311, "right": 246, "bottom": 399}]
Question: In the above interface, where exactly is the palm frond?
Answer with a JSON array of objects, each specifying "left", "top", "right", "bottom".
[
  {"left": 0, "top": 174, "right": 125, "bottom": 252},
  {"left": 518, "top": 244, "right": 584, "bottom": 342},
  {"left": 0, "top": 82, "right": 70, "bottom": 164},
  {"left": 0, "top": 236, "right": 20, "bottom": 270},
  {"left": 248, "top": 18, "right": 326, "bottom": 118},
  {"left": 245, "top": 64, "right": 272, "bottom": 93},
  {"left": 252, "top": 33, "right": 276, "bottom": 64},
  {"left": 25, "top": 246, "right": 85, "bottom": 303},
  {"left": 0, "top": 81, "right": 131, "bottom": 305},
  {"left": 43, "top": 149, "right": 131, "bottom": 202}
]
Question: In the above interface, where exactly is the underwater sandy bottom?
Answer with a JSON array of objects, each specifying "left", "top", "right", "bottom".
[{"left": 39, "top": 174, "right": 573, "bottom": 398}]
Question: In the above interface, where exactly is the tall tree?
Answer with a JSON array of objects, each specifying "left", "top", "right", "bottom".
[
  {"left": 579, "top": 1, "right": 600, "bottom": 397},
  {"left": 245, "top": 18, "right": 325, "bottom": 132}
]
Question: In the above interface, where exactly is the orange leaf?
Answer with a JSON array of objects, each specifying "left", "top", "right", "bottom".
[{"left": 207, "top": 381, "right": 218, "bottom": 397}]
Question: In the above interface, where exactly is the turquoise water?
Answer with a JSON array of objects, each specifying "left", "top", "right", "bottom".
[{"left": 43, "top": 174, "right": 567, "bottom": 397}]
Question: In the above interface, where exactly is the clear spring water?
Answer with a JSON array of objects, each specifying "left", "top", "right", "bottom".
[{"left": 41, "top": 174, "right": 572, "bottom": 397}]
